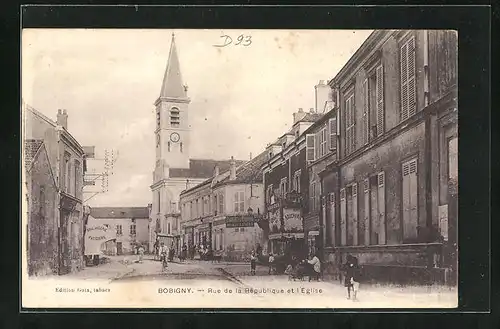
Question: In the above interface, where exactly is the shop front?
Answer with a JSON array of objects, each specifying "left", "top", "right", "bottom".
[{"left": 267, "top": 203, "right": 306, "bottom": 259}]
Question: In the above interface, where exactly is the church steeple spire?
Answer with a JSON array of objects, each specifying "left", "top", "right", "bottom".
[{"left": 159, "top": 32, "right": 187, "bottom": 99}]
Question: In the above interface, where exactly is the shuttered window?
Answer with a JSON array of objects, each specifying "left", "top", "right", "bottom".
[
  {"left": 376, "top": 65, "right": 385, "bottom": 136},
  {"left": 306, "top": 134, "right": 315, "bottom": 162},
  {"left": 362, "top": 79, "right": 369, "bottom": 145},
  {"left": 219, "top": 193, "right": 225, "bottom": 214},
  {"left": 402, "top": 159, "right": 418, "bottom": 241},
  {"left": 377, "top": 172, "right": 386, "bottom": 244},
  {"left": 329, "top": 118, "right": 338, "bottom": 151},
  {"left": 310, "top": 182, "right": 317, "bottom": 213},
  {"left": 327, "top": 192, "right": 336, "bottom": 246},
  {"left": 345, "top": 94, "right": 356, "bottom": 155},
  {"left": 363, "top": 178, "right": 370, "bottom": 245},
  {"left": 340, "top": 188, "right": 346, "bottom": 246},
  {"left": 401, "top": 36, "right": 417, "bottom": 121},
  {"left": 352, "top": 183, "right": 359, "bottom": 246}
]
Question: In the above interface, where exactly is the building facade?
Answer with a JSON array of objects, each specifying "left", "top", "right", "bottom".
[
  {"left": 318, "top": 30, "right": 458, "bottom": 284},
  {"left": 149, "top": 33, "right": 245, "bottom": 252},
  {"left": 24, "top": 105, "right": 87, "bottom": 275},
  {"left": 261, "top": 80, "right": 335, "bottom": 259},
  {"left": 89, "top": 207, "right": 150, "bottom": 255},
  {"left": 180, "top": 152, "right": 267, "bottom": 261}
]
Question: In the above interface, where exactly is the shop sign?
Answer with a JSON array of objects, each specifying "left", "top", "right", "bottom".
[
  {"left": 269, "top": 208, "right": 281, "bottom": 233},
  {"left": 225, "top": 216, "right": 256, "bottom": 228},
  {"left": 283, "top": 208, "right": 302, "bottom": 231}
]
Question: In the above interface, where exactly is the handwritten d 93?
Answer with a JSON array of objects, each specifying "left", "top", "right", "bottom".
[{"left": 213, "top": 34, "right": 252, "bottom": 48}]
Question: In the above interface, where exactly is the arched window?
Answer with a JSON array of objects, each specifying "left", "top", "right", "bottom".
[
  {"left": 167, "top": 142, "right": 171, "bottom": 152},
  {"left": 170, "top": 107, "right": 180, "bottom": 127},
  {"left": 180, "top": 142, "right": 183, "bottom": 153}
]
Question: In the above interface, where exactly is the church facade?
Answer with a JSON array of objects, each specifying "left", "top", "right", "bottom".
[{"left": 149, "top": 34, "right": 246, "bottom": 253}]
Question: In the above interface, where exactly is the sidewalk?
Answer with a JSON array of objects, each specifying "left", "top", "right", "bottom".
[{"left": 66, "top": 255, "right": 135, "bottom": 281}]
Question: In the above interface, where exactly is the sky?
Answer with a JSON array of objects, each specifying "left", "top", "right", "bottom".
[{"left": 22, "top": 29, "right": 372, "bottom": 207}]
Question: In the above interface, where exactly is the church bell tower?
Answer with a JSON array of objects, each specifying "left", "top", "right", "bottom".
[{"left": 154, "top": 32, "right": 191, "bottom": 171}]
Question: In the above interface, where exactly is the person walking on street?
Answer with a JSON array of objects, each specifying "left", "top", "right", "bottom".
[
  {"left": 307, "top": 252, "right": 321, "bottom": 281},
  {"left": 343, "top": 255, "right": 360, "bottom": 300},
  {"left": 138, "top": 245, "right": 145, "bottom": 263},
  {"left": 160, "top": 242, "right": 168, "bottom": 269},
  {"left": 250, "top": 250, "right": 257, "bottom": 275},
  {"left": 268, "top": 253, "right": 275, "bottom": 275}
]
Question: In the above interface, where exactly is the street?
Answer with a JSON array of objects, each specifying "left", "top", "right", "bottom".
[{"left": 65, "top": 255, "right": 458, "bottom": 308}]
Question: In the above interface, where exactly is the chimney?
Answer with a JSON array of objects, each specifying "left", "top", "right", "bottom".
[
  {"left": 57, "top": 109, "right": 68, "bottom": 130},
  {"left": 229, "top": 156, "right": 236, "bottom": 180},
  {"left": 309, "top": 108, "right": 315, "bottom": 113},
  {"left": 214, "top": 164, "right": 220, "bottom": 177},
  {"left": 315, "top": 80, "right": 332, "bottom": 113},
  {"left": 293, "top": 107, "right": 307, "bottom": 124}
]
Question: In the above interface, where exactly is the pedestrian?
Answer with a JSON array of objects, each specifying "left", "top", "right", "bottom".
[
  {"left": 307, "top": 252, "right": 321, "bottom": 281},
  {"left": 138, "top": 245, "right": 145, "bottom": 263},
  {"left": 160, "top": 242, "right": 168, "bottom": 268},
  {"left": 250, "top": 250, "right": 257, "bottom": 275},
  {"left": 343, "top": 255, "right": 360, "bottom": 300},
  {"left": 268, "top": 253, "right": 275, "bottom": 275}
]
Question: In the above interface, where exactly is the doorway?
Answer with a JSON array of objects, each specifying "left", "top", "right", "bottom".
[{"left": 116, "top": 242, "right": 123, "bottom": 255}]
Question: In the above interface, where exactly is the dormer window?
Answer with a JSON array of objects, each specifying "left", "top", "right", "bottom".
[{"left": 170, "top": 107, "right": 180, "bottom": 127}]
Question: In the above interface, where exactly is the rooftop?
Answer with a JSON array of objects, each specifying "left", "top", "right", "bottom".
[
  {"left": 169, "top": 158, "right": 246, "bottom": 179},
  {"left": 213, "top": 150, "right": 268, "bottom": 187},
  {"left": 90, "top": 207, "right": 150, "bottom": 219}
]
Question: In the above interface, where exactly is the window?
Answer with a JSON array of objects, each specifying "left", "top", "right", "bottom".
[
  {"left": 346, "top": 184, "right": 359, "bottom": 246},
  {"left": 130, "top": 224, "right": 136, "bottom": 235},
  {"left": 180, "top": 142, "right": 183, "bottom": 153},
  {"left": 363, "top": 173, "right": 386, "bottom": 245},
  {"left": 292, "top": 170, "right": 301, "bottom": 193},
  {"left": 402, "top": 159, "right": 418, "bottom": 241},
  {"left": 329, "top": 118, "right": 338, "bottom": 151},
  {"left": 156, "top": 108, "right": 161, "bottom": 129},
  {"left": 218, "top": 193, "right": 225, "bottom": 214},
  {"left": 304, "top": 134, "right": 314, "bottom": 162},
  {"left": 400, "top": 36, "right": 416, "bottom": 121},
  {"left": 167, "top": 223, "right": 171, "bottom": 234},
  {"left": 116, "top": 225, "right": 123, "bottom": 235},
  {"left": 204, "top": 197, "right": 209, "bottom": 215},
  {"left": 240, "top": 228, "right": 245, "bottom": 232},
  {"left": 280, "top": 178, "right": 288, "bottom": 197},
  {"left": 340, "top": 188, "right": 346, "bottom": 246},
  {"left": 214, "top": 195, "right": 218, "bottom": 214},
  {"left": 315, "top": 127, "right": 328, "bottom": 159},
  {"left": 266, "top": 184, "right": 274, "bottom": 204},
  {"left": 345, "top": 93, "right": 356, "bottom": 155},
  {"left": 167, "top": 142, "right": 171, "bottom": 152},
  {"left": 63, "top": 153, "right": 70, "bottom": 193},
  {"left": 364, "top": 65, "right": 385, "bottom": 145},
  {"left": 234, "top": 228, "right": 239, "bottom": 232},
  {"left": 157, "top": 191, "right": 161, "bottom": 213},
  {"left": 190, "top": 202, "right": 194, "bottom": 219},
  {"left": 74, "top": 160, "right": 80, "bottom": 198},
  {"left": 234, "top": 191, "right": 245, "bottom": 213},
  {"left": 170, "top": 107, "right": 180, "bottom": 127},
  {"left": 310, "top": 182, "right": 317, "bottom": 213},
  {"left": 326, "top": 192, "right": 336, "bottom": 246}
]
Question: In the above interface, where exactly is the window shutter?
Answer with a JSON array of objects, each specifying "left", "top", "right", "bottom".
[
  {"left": 377, "top": 172, "right": 386, "bottom": 244},
  {"left": 363, "top": 178, "right": 370, "bottom": 245},
  {"left": 352, "top": 183, "right": 359, "bottom": 246},
  {"left": 315, "top": 132, "right": 320, "bottom": 159},
  {"left": 363, "top": 79, "right": 369, "bottom": 145},
  {"left": 329, "top": 118, "right": 338, "bottom": 151},
  {"left": 340, "top": 188, "right": 346, "bottom": 246},
  {"left": 329, "top": 192, "right": 336, "bottom": 246},
  {"left": 400, "top": 41, "right": 409, "bottom": 121},
  {"left": 409, "top": 159, "right": 418, "bottom": 239},
  {"left": 306, "top": 134, "right": 315, "bottom": 162},
  {"left": 407, "top": 37, "right": 417, "bottom": 117},
  {"left": 402, "top": 161, "right": 416, "bottom": 240},
  {"left": 376, "top": 65, "right": 385, "bottom": 136},
  {"left": 351, "top": 95, "right": 356, "bottom": 151}
]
